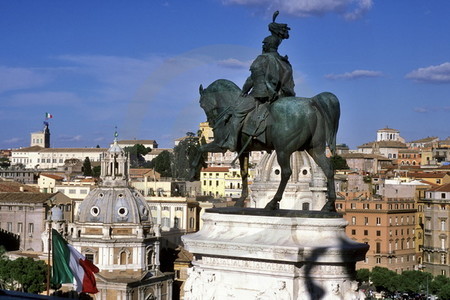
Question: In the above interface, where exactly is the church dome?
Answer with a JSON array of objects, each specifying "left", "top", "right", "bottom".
[
  {"left": 76, "top": 133, "right": 152, "bottom": 225},
  {"left": 77, "top": 186, "right": 151, "bottom": 224},
  {"left": 250, "top": 151, "right": 328, "bottom": 210}
]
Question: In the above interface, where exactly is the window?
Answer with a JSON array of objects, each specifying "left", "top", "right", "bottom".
[
  {"left": 351, "top": 203, "right": 356, "bottom": 209},
  {"left": 189, "top": 217, "right": 195, "bottom": 229},
  {"left": 174, "top": 217, "right": 180, "bottom": 229},
  {"left": 162, "top": 217, "right": 170, "bottom": 227},
  {"left": 363, "top": 203, "right": 369, "bottom": 209},
  {"left": 162, "top": 206, "right": 169, "bottom": 211},
  {"left": 376, "top": 257, "right": 381, "bottom": 264},
  {"left": 376, "top": 230, "right": 381, "bottom": 236},
  {"left": 175, "top": 207, "right": 183, "bottom": 211},
  {"left": 28, "top": 223, "right": 34, "bottom": 234},
  {"left": 364, "top": 230, "right": 368, "bottom": 236},
  {"left": 376, "top": 217, "right": 381, "bottom": 225},
  {"left": 351, "top": 229, "right": 356, "bottom": 235},
  {"left": 302, "top": 203, "right": 310, "bottom": 211},
  {"left": 68, "top": 189, "right": 76, "bottom": 194},
  {"left": 7, "top": 222, "right": 12, "bottom": 232},
  {"left": 364, "top": 217, "right": 369, "bottom": 225},
  {"left": 80, "top": 189, "right": 88, "bottom": 194},
  {"left": 442, "top": 193, "right": 446, "bottom": 199},
  {"left": 85, "top": 253, "right": 94, "bottom": 263},
  {"left": 376, "top": 204, "right": 382, "bottom": 210},
  {"left": 351, "top": 217, "right": 356, "bottom": 225},
  {"left": 18, "top": 223, "right": 23, "bottom": 233},
  {"left": 441, "top": 220, "right": 446, "bottom": 231}
]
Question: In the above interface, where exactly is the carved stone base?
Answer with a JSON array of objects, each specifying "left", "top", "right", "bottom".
[{"left": 182, "top": 208, "right": 368, "bottom": 300}]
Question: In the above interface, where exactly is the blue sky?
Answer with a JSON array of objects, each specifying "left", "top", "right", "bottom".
[{"left": 1, "top": 0, "right": 449, "bottom": 150}]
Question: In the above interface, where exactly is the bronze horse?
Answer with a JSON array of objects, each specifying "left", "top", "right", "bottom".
[{"left": 192, "top": 79, "right": 340, "bottom": 211}]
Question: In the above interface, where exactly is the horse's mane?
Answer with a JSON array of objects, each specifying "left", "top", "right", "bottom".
[{"left": 204, "top": 79, "right": 241, "bottom": 95}]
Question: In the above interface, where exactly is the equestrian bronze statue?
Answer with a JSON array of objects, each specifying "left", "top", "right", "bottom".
[{"left": 190, "top": 12, "right": 341, "bottom": 212}]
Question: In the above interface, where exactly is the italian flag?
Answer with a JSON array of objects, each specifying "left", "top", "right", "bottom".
[
  {"left": 51, "top": 229, "right": 99, "bottom": 294},
  {"left": 45, "top": 112, "right": 53, "bottom": 119}
]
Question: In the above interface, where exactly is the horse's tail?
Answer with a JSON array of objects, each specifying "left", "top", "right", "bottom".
[{"left": 313, "top": 92, "right": 340, "bottom": 155}]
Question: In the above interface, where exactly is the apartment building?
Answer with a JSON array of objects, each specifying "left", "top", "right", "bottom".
[{"left": 420, "top": 183, "right": 450, "bottom": 276}]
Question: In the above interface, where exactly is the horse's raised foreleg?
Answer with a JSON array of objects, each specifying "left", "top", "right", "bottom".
[
  {"left": 307, "top": 148, "right": 337, "bottom": 212},
  {"left": 189, "top": 142, "right": 225, "bottom": 181},
  {"left": 234, "top": 152, "right": 249, "bottom": 207},
  {"left": 264, "top": 151, "right": 292, "bottom": 210}
]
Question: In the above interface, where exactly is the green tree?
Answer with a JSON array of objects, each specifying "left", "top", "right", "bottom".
[
  {"left": 82, "top": 157, "right": 93, "bottom": 176},
  {"left": 123, "top": 144, "right": 151, "bottom": 167},
  {"left": 330, "top": 154, "right": 349, "bottom": 170},
  {"left": 172, "top": 133, "right": 200, "bottom": 180},
  {"left": 0, "top": 256, "right": 47, "bottom": 294},
  {"left": 92, "top": 165, "right": 101, "bottom": 178},
  {"left": 438, "top": 283, "right": 450, "bottom": 300},
  {"left": 398, "top": 270, "right": 432, "bottom": 294},
  {"left": 370, "top": 266, "right": 399, "bottom": 292},
  {"left": 150, "top": 150, "right": 173, "bottom": 178},
  {"left": 430, "top": 274, "right": 450, "bottom": 295},
  {"left": 356, "top": 268, "right": 370, "bottom": 283},
  {"left": 0, "top": 157, "right": 10, "bottom": 169}
]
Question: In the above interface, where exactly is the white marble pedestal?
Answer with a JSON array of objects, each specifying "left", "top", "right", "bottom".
[{"left": 182, "top": 208, "right": 369, "bottom": 300}]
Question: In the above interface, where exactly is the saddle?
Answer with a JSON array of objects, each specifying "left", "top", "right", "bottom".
[{"left": 241, "top": 102, "right": 269, "bottom": 144}]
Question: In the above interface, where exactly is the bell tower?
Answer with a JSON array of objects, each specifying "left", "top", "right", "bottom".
[{"left": 30, "top": 122, "right": 50, "bottom": 148}]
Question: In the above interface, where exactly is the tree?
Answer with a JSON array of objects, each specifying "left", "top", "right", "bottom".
[
  {"left": 438, "top": 283, "right": 450, "bottom": 300},
  {"left": 0, "top": 256, "right": 47, "bottom": 294},
  {"left": 0, "top": 157, "right": 10, "bottom": 169},
  {"left": 430, "top": 275, "right": 450, "bottom": 295},
  {"left": 123, "top": 144, "right": 151, "bottom": 167},
  {"left": 82, "top": 157, "right": 93, "bottom": 176},
  {"left": 172, "top": 134, "right": 200, "bottom": 180},
  {"left": 92, "top": 165, "right": 101, "bottom": 178},
  {"left": 330, "top": 154, "right": 349, "bottom": 170},
  {"left": 397, "top": 270, "right": 432, "bottom": 294},
  {"left": 370, "top": 266, "right": 399, "bottom": 292},
  {"left": 150, "top": 150, "right": 173, "bottom": 178},
  {"left": 356, "top": 268, "right": 370, "bottom": 283}
]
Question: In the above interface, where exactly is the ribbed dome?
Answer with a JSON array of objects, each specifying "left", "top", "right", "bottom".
[
  {"left": 77, "top": 187, "right": 151, "bottom": 224},
  {"left": 250, "top": 151, "right": 328, "bottom": 210}
]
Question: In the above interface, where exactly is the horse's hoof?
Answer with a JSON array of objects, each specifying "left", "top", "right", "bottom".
[
  {"left": 264, "top": 201, "right": 278, "bottom": 210},
  {"left": 234, "top": 199, "right": 245, "bottom": 207},
  {"left": 321, "top": 201, "right": 337, "bottom": 212}
]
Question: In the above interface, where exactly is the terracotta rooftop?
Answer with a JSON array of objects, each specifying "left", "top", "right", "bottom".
[
  {"left": 341, "top": 153, "right": 392, "bottom": 160},
  {"left": 409, "top": 136, "right": 439, "bottom": 144},
  {"left": 430, "top": 183, "right": 450, "bottom": 192},
  {"left": 201, "top": 167, "right": 230, "bottom": 172},
  {"left": 409, "top": 172, "right": 449, "bottom": 178},
  {"left": 0, "top": 180, "right": 39, "bottom": 193},
  {"left": 41, "top": 173, "right": 64, "bottom": 180},
  {"left": 0, "top": 192, "right": 56, "bottom": 204},
  {"left": 358, "top": 141, "right": 407, "bottom": 149}
]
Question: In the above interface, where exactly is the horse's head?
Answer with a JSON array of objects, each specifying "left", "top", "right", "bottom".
[{"left": 199, "top": 79, "right": 241, "bottom": 127}]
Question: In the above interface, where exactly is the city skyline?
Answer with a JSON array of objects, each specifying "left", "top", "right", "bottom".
[{"left": 1, "top": 0, "right": 450, "bottom": 150}]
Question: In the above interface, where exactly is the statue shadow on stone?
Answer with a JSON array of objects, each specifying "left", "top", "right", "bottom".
[{"left": 190, "top": 11, "right": 341, "bottom": 212}]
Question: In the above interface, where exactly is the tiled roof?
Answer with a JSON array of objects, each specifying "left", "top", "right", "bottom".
[
  {"left": 409, "top": 136, "right": 439, "bottom": 144},
  {"left": 201, "top": 167, "right": 229, "bottom": 172},
  {"left": 0, "top": 192, "right": 56, "bottom": 203},
  {"left": 11, "top": 146, "right": 44, "bottom": 152},
  {"left": 41, "top": 174, "right": 64, "bottom": 180},
  {"left": 430, "top": 183, "right": 450, "bottom": 192},
  {"left": 409, "top": 172, "right": 449, "bottom": 178},
  {"left": 341, "top": 153, "right": 392, "bottom": 160},
  {"left": 40, "top": 148, "right": 106, "bottom": 152},
  {"left": 378, "top": 127, "right": 399, "bottom": 132},
  {"left": 0, "top": 181, "right": 39, "bottom": 193},
  {"left": 358, "top": 141, "right": 407, "bottom": 149}
]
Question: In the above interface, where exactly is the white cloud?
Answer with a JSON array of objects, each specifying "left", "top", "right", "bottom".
[
  {"left": 58, "top": 134, "right": 82, "bottom": 142},
  {"left": 0, "top": 66, "right": 50, "bottom": 93},
  {"left": 3, "top": 137, "right": 23, "bottom": 144},
  {"left": 405, "top": 62, "right": 450, "bottom": 83},
  {"left": 222, "top": 0, "right": 373, "bottom": 20},
  {"left": 217, "top": 58, "right": 251, "bottom": 69},
  {"left": 325, "top": 69, "right": 382, "bottom": 80}
]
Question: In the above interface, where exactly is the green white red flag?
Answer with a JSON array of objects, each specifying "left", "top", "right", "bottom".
[
  {"left": 45, "top": 112, "right": 53, "bottom": 119},
  {"left": 51, "top": 229, "right": 99, "bottom": 294}
]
